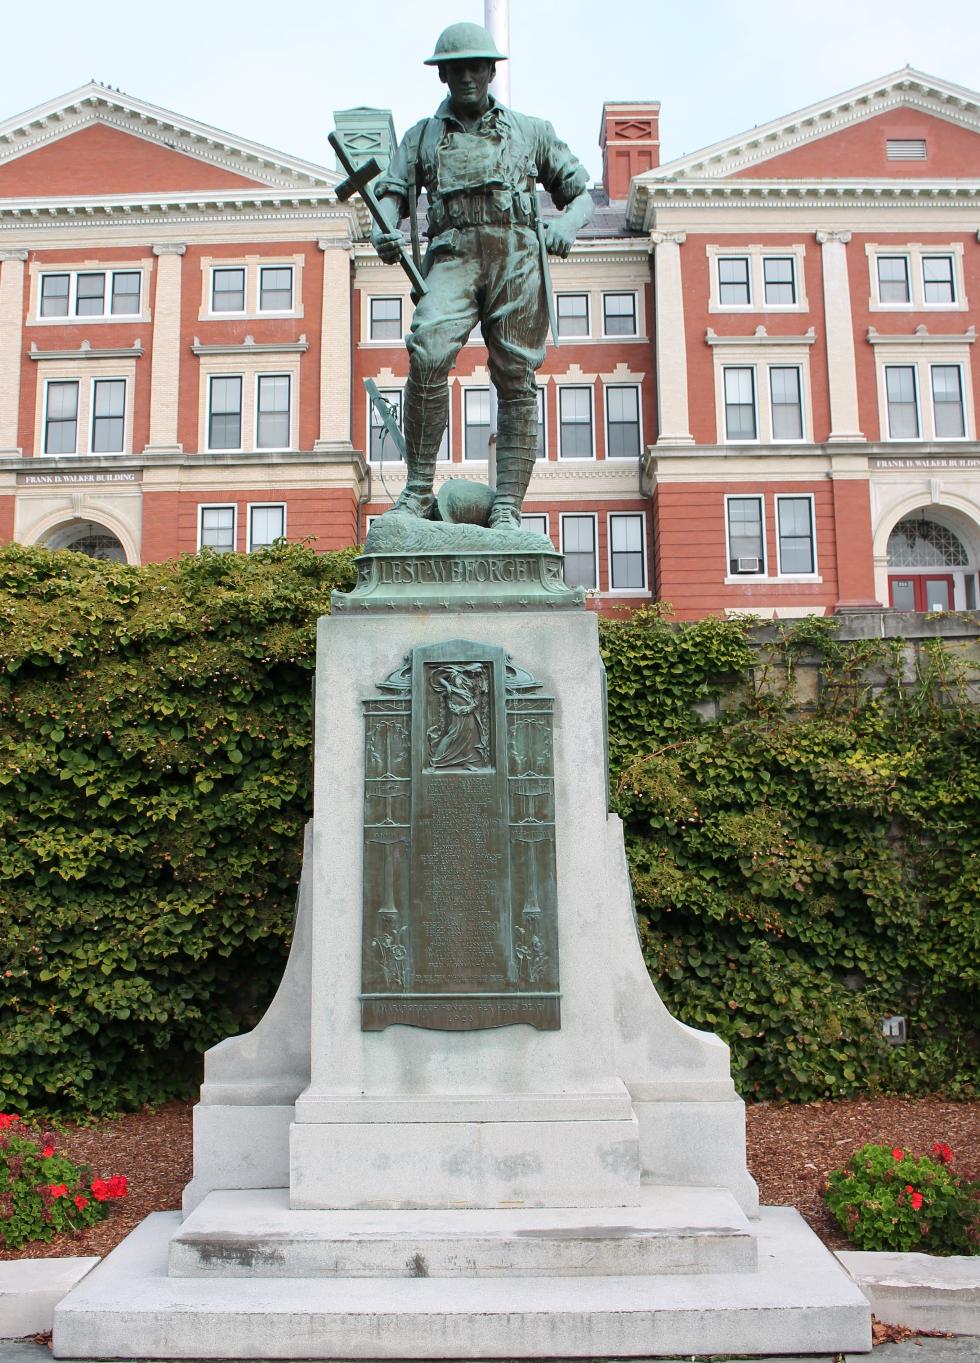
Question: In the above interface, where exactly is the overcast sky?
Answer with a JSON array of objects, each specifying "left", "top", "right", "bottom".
[{"left": 4, "top": 0, "right": 980, "bottom": 183}]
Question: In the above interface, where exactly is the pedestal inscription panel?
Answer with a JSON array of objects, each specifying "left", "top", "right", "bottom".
[{"left": 361, "top": 640, "right": 560, "bottom": 1031}]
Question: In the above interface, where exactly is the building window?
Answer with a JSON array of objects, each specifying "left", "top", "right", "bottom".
[
  {"left": 561, "top": 514, "right": 597, "bottom": 589},
  {"left": 369, "top": 387, "right": 403, "bottom": 461},
  {"left": 208, "top": 376, "right": 243, "bottom": 450},
  {"left": 763, "top": 257, "right": 796, "bottom": 305},
  {"left": 259, "top": 266, "right": 293, "bottom": 312},
  {"left": 885, "top": 365, "right": 919, "bottom": 438},
  {"left": 255, "top": 374, "right": 291, "bottom": 449},
  {"left": 536, "top": 387, "right": 546, "bottom": 458},
  {"left": 44, "top": 380, "right": 79, "bottom": 454},
  {"left": 211, "top": 267, "right": 246, "bottom": 314},
  {"left": 39, "top": 269, "right": 141, "bottom": 319},
  {"left": 248, "top": 503, "right": 286, "bottom": 550},
  {"left": 556, "top": 293, "right": 589, "bottom": 338},
  {"left": 723, "top": 367, "right": 757, "bottom": 441},
  {"left": 602, "top": 292, "right": 637, "bottom": 336},
  {"left": 609, "top": 513, "right": 646, "bottom": 590},
  {"left": 558, "top": 386, "right": 593, "bottom": 457},
  {"left": 91, "top": 379, "right": 126, "bottom": 454},
  {"left": 877, "top": 257, "right": 911, "bottom": 305},
  {"left": 726, "top": 496, "right": 765, "bottom": 575},
  {"left": 464, "top": 388, "right": 491, "bottom": 459},
  {"left": 769, "top": 367, "right": 803, "bottom": 441},
  {"left": 718, "top": 257, "right": 751, "bottom": 306},
  {"left": 369, "top": 297, "right": 403, "bottom": 340},
  {"left": 200, "top": 505, "right": 236, "bottom": 554},
  {"left": 923, "top": 256, "right": 955, "bottom": 305},
  {"left": 521, "top": 513, "right": 548, "bottom": 536},
  {"left": 931, "top": 365, "right": 965, "bottom": 438},
  {"left": 606, "top": 385, "right": 641, "bottom": 457},
  {"left": 776, "top": 496, "right": 815, "bottom": 574}
]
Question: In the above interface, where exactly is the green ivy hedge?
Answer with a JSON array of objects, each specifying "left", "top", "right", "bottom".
[
  {"left": 1, "top": 548, "right": 976, "bottom": 1115},
  {"left": 603, "top": 608, "right": 979, "bottom": 1101},
  {"left": 0, "top": 543, "right": 355, "bottom": 1115}
]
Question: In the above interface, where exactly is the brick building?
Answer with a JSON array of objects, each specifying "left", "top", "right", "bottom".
[{"left": 0, "top": 69, "right": 978, "bottom": 617}]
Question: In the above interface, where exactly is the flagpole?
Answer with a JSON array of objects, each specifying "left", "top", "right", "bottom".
[{"left": 484, "top": 0, "right": 510, "bottom": 490}]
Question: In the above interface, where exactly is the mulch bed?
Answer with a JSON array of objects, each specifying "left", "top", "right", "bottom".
[{"left": 1, "top": 1095, "right": 976, "bottom": 1261}]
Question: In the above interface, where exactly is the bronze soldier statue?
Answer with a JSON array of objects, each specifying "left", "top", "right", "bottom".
[{"left": 371, "top": 21, "right": 594, "bottom": 530}]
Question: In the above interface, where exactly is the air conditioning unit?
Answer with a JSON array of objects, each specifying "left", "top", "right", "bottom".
[{"left": 736, "top": 556, "right": 760, "bottom": 574}]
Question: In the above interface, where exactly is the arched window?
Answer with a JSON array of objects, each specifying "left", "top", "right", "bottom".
[
  {"left": 43, "top": 521, "right": 128, "bottom": 562},
  {"left": 887, "top": 516, "right": 968, "bottom": 569}
]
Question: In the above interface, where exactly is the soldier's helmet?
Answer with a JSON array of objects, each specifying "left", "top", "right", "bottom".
[{"left": 423, "top": 22, "right": 508, "bottom": 66}]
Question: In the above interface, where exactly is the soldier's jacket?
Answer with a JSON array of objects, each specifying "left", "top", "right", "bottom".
[{"left": 376, "top": 94, "right": 589, "bottom": 240}]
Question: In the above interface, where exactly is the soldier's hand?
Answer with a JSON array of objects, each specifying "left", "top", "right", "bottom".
[
  {"left": 544, "top": 220, "right": 575, "bottom": 259},
  {"left": 371, "top": 227, "right": 404, "bottom": 265}
]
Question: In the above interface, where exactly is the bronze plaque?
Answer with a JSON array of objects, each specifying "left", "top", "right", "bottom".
[{"left": 360, "top": 640, "right": 560, "bottom": 1031}]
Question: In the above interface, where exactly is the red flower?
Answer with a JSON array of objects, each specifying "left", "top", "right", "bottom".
[
  {"left": 42, "top": 1145, "right": 55, "bottom": 1159},
  {"left": 48, "top": 1184, "right": 68, "bottom": 1198},
  {"left": 931, "top": 1142, "right": 953, "bottom": 1164},
  {"left": 891, "top": 1147, "right": 904, "bottom": 1160},
  {"left": 106, "top": 1175, "right": 128, "bottom": 1199},
  {"left": 910, "top": 1192, "right": 924, "bottom": 1211},
  {"left": 0, "top": 1114, "right": 19, "bottom": 1130},
  {"left": 91, "top": 1175, "right": 127, "bottom": 1202},
  {"left": 74, "top": 1194, "right": 89, "bottom": 1211},
  {"left": 906, "top": 1183, "right": 915, "bottom": 1193},
  {"left": 90, "top": 1178, "right": 109, "bottom": 1202}
]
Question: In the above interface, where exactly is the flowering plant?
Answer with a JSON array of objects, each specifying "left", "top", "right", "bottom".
[
  {"left": 825, "top": 1141, "right": 979, "bottom": 1255},
  {"left": 0, "top": 1114, "right": 128, "bottom": 1250}
]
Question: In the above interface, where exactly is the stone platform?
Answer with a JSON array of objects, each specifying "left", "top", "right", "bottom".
[{"left": 52, "top": 1207, "right": 871, "bottom": 1359}]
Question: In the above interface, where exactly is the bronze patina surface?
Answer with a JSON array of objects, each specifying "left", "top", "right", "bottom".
[{"left": 361, "top": 640, "right": 560, "bottom": 1031}]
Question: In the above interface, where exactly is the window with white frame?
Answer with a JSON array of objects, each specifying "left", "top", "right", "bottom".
[
  {"left": 868, "top": 244, "right": 966, "bottom": 311},
  {"left": 873, "top": 345, "right": 973, "bottom": 442},
  {"left": 208, "top": 376, "right": 243, "bottom": 450},
  {"left": 763, "top": 257, "right": 796, "bottom": 305},
  {"left": 256, "top": 375, "right": 291, "bottom": 449},
  {"left": 258, "top": 266, "right": 293, "bottom": 312},
  {"left": 769, "top": 367, "right": 803, "bottom": 441},
  {"left": 605, "top": 385, "right": 641, "bottom": 457},
  {"left": 199, "top": 505, "right": 236, "bottom": 554},
  {"left": 726, "top": 496, "right": 765, "bottom": 575},
  {"left": 556, "top": 293, "right": 589, "bottom": 338},
  {"left": 608, "top": 513, "right": 646, "bottom": 590},
  {"left": 707, "top": 245, "right": 808, "bottom": 313},
  {"left": 776, "top": 496, "right": 816, "bottom": 575},
  {"left": 884, "top": 365, "right": 920, "bottom": 438},
  {"left": 521, "top": 513, "right": 549, "bottom": 536},
  {"left": 44, "top": 380, "right": 79, "bottom": 454},
  {"left": 91, "top": 379, "right": 126, "bottom": 453},
  {"left": 211, "top": 267, "right": 246, "bottom": 314},
  {"left": 369, "top": 388, "right": 403, "bottom": 462},
  {"left": 558, "top": 386, "right": 593, "bottom": 457},
  {"left": 723, "top": 367, "right": 757, "bottom": 441},
  {"left": 932, "top": 365, "right": 966, "bottom": 438},
  {"left": 369, "top": 297, "right": 402, "bottom": 340},
  {"left": 464, "top": 388, "right": 490, "bottom": 459},
  {"left": 39, "top": 269, "right": 141, "bottom": 319},
  {"left": 561, "top": 514, "right": 597, "bottom": 589},
  {"left": 718, "top": 257, "right": 751, "bottom": 306},
  {"left": 248, "top": 503, "right": 286, "bottom": 550},
  {"left": 536, "top": 387, "right": 546, "bottom": 458},
  {"left": 602, "top": 292, "right": 637, "bottom": 336}
]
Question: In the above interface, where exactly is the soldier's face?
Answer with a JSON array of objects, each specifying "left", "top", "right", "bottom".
[{"left": 440, "top": 59, "right": 495, "bottom": 114}]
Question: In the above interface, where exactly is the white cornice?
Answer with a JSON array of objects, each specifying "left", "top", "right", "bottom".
[
  {"left": 866, "top": 325, "right": 976, "bottom": 346},
  {"left": 0, "top": 82, "right": 338, "bottom": 192},
  {"left": 0, "top": 193, "right": 355, "bottom": 233}
]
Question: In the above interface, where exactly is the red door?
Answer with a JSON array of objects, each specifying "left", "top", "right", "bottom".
[{"left": 888, "top": 575, "right": 955, "bottom": 610}]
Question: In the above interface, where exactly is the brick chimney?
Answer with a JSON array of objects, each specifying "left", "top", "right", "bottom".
[{"left": 600, "top": 102, "right": 661, "bottom": 201}]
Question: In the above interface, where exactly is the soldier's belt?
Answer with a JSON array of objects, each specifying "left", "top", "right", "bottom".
[{"left": 430, "top": 191, "right": 536, "bottom": 232}]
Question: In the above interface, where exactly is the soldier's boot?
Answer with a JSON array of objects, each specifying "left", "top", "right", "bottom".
[
  {"left": 390, "top": 376, "right": 449, "bottom": 518},
  {"left": 489, "top": 396, "right": 538, "bottom": 530}
]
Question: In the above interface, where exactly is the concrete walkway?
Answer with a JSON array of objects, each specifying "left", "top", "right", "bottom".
[{"left": 3, "top": 1337, "right": 978, "bottom": 1363}]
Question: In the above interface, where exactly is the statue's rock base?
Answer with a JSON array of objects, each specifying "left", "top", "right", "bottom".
[{"left": 53, "top": 590, "right": 870, "bottom": 1358}]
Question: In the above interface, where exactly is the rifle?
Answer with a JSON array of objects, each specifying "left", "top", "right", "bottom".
[{"left": 329, "top": 131, "right": 429, "bottom": 298}]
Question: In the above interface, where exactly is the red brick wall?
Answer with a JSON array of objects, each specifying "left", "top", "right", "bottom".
[
  {"left": 141, "top": 487, "right": 358, "bottom": 561},
  {"left": 733, "top": 109, "right": 980, "bottom": 179},
  {"left": 0, "top": 124, "right": 264, "bottom": 198},
  {"left": 0, "top": 494, "right": 14, "bottom": 545}
]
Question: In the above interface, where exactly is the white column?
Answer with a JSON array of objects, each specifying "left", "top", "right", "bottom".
[
  {"left": 485, "top": 0, "right": 510, "bottom": 102},
  {"left": 816, "top": 229, "right": 864, "bottom": 443},
  {"left": 0, "top": 249, "right": 28, "bottom": 454},
  {"left": 145, "top": 242, "right": 186, "bottom": 453},
  {"left": 650, "top": 231, "right": 693, "bottom": 444},
  {"left": 315, "top": 237, "right": 354, "bottom": 450}
]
